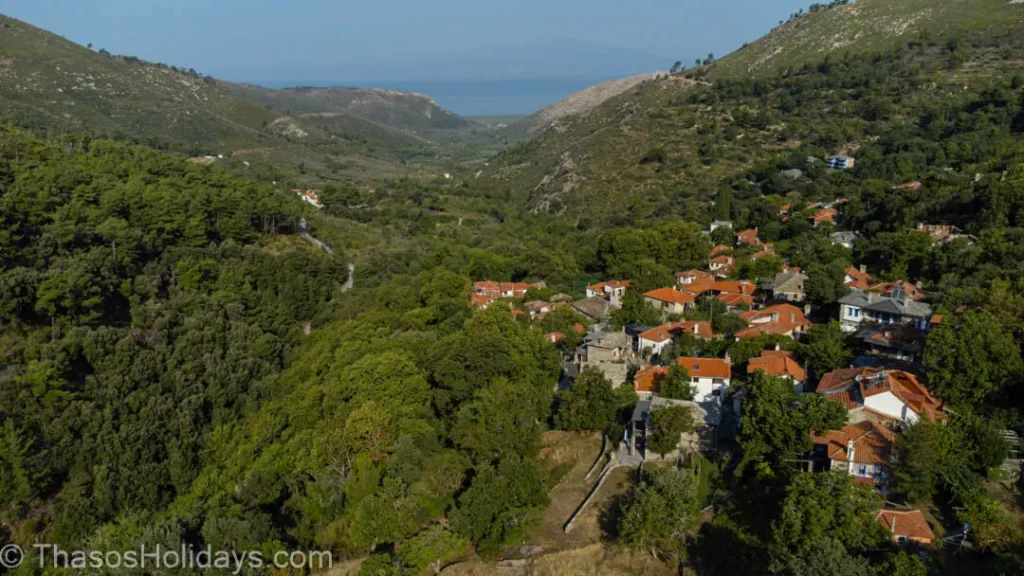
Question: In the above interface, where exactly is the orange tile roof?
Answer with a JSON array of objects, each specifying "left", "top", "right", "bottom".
[
  {"left": 740, "top": 303, "right": 807, "bottom": 322},
  {"left": 471, "top": 293, "right": 495, "bottom": 308},
  {"left": 811, "top": 421, "right": 898, "bottom": 466},
  {"left": 640, "top": 323, "right": 677, "bottom": 344},
  {"left": 816, "top": 367, "right": 880, "bottom": 394},
  {"left": 641, "top": 320, "right": 714, "bottom": 344},
  {"left": 736, "top": 229, "right": 761, "bottom": 245},
  {"left": 644, "top": 287, "right": 697, "bottom": 307},
  {"left": 718, "top": 293, "right": 755, "bottom": 308},
  {"left": 544, "top": 332, "right": 565, "bottom": 343},
  {"left": 844, "top": 267, "right": 875, "bottom": 291},
  {"left": 876, "top": 510, "right": 935, "bottom": 543},
  {"left": 812, "top": 207, "right": 839, "bottom": 224},
  {"left": 751, "top": 249, "right": 777, "bottom": 260},
  {"left": 677, "top": 357, "right": 731, "bottom": 379},
  {"left": 633, "top": 366, "right": 669, "bottom": 393},
  {"left": 712, "top": 280, "right": 757, "bottom": 295},
  {"left": 779, "top": 204, "right": 791, "bottom": 213},
  {"left": 817, "top": 369, "right": 944, "bottom": 421},
  {"left": 710, "top": 255, "right": 734, "bottom": 266},
  {"left": 588, "top": 279, "right": 631, "bottom": 293},
  {"left": 748, "top": 350, "right": 806, "bottom": 382},
  {"left": 710, "top": 245, "right": 732, "bottom": 257},
  {"left": 895, "top": 181, "right": 923, "bottom": 192},
  {"left": 676, "top": 269, "right": 715, "bottom": 282},
  {"left": 870, "top": 281, "right": 926, "bottom": 302}
]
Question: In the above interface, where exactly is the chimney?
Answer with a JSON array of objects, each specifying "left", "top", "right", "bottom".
[
  {"left": 860, "top": 264, "right": 867, "bottom": 274},
  {"left": 804, "top": 304, "right": 812, "bottom": 316},
  {"left": 847, "top": 440, "right": 856, "bottom": 475},
  {"left": 890, "top": 515, "right": 896, "bottom": 534},
  {"left": 774, "top": 344, "right": 781, "bottom": 351},
  {"left": 790, "top": 313, "right": 795, "bottom": 324},
  {"left": 724, "top": 351, "right": 732, "bottom": 365}
]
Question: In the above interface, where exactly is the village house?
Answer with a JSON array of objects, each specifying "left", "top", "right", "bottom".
[
  {"left": 707, "top": 220, "right": 733, "bottom": 233},
  {"left": 633, "top": 365, "right": 668, "bottom": 399},
  {"left": 707, "top": 280, "right": 757, "bottom": 309},
  {"left": 767, "top": 268, "right": 807, "bottom": 302},
  {"left": 676, "top": 269, "right": 715, "bottom": 286},
  {"left": 844, "top": 266, "right": 875, "bottom": 290},
  {"left": 644, "top": 287, "right": 697, "bottom": 316},
  {"left": 292, "top": 188, "right": 323, "bottom": 209},
  {"left": 826, "top": 155, "right": 856, "bottom": 169},
  {"left": 735, "top": 303, "right": 811, "bottom": 339},
  {"left": 912, "top": 223, "right": 978, "bottom": 245},
  {"left": 522, "top": 300, "right": 553, "bottom": 320},
  {"left": 677, "top": 356, "right": 731, "bottom": 425},
  {"left": 472, "top": 280, "right": 546, "bottom": 308},
  {"left": 838, "top": 285, "right": 933, "bottom": 334},
  {"left": 627, "top": 397, "right": 707, "bottom": 460},
  {"left": 710, "top": 244, "right": 732, "bottom": 258},
  {"left": 575, "top": 331, "right": 634, "bottom": 387},
  {"left": 829, "top": 231, "right": 861, "bottom": 250},
  {"left": 736, "top": 228, "right": 761, "bottom": 246},
  {"left": 571, "top": 295, "right": 618, "bottom": 322},
  {"left": 637, "top": 320, "right": 714, "bottom": 356},
  {"left": 748, "top": 349, "right": 806, "bottom": 392},
  {"left": 810, "top": 206, "right": 839, "bottom": 227},
  {"left": 871, "top": 280, "right": 927, "bottom": 302},
  {"left": 875, "top": 510, "right": 936, "bottom": 545},
  {"left": 586, "top": 280, "right": 631, "bottom": 305},
  {"left": 750, "top": 245, "right": 777, "bottom": 260},
  {"left": 816, "top": 368, "right": 944, "bottom": 424},
  {"left": 709, "top": 254, "right": 735, "bottom": 276},
  {"left": 810, "top": 420, "right": 898, "bottom": 485}
]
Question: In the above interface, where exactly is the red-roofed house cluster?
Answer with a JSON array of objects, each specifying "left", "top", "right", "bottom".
[
  {"left": 292, "top": 189, "right": 323, "bottom": 209},
  {"left": 471, "top": 280, "right": 546, "bottom": 309}
]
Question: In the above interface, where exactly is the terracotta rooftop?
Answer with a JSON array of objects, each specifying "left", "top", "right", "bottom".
[
  {"left": 876, "top": 510, "right": 935, "bottom": 543},
  {"left": 844, "top": 266, "right": 875, "bottom": 291},
  {"left": 633, "top": 366, "right": 669, "bottom": 394},
  {"left": 810, "top": 420, "right": 899, "bottom": 466},
  {"left": 748, "top": 350, "right": 806, "bottom": 382},
  {"left": 640, "top": 320, "right": 714, "bottom": 344},
  {"left": 644, "top": 287, "right": 697, "bottom": 307},
  {"left": 817, "top": 368, "right": 944, "bottom": 421},
  {"left": 677, "top": 357, "right": 731, "bottom": 379}
]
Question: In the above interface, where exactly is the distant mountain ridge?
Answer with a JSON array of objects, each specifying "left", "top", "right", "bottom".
[
  {"left": 0, "top": 12, "right": 470, "bottom": 155},
  {"left": 226, "top": 83, "right": 470, "bottom": 133},
  {"left": 513, "top": 72, "right": 665, "bottom": 134}
]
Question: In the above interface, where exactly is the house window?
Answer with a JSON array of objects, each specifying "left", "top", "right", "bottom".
[
  {"left": 691, "top": 377, "right": 699, "bottom": 384},
  {"left": 896, "top": 536, "right": 908, "bottom": 543},
  {"left": 858, "top": 464, "right": 867, "bottom": 476}
]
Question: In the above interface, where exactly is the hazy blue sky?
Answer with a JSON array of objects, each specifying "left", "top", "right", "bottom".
[{"left": 5, "top": 0, "right": 812, "bottom": 82}]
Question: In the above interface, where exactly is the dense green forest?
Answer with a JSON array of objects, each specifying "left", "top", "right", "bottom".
[{"left": 4, "top": 3, "right": 1024, "bottom": 576}]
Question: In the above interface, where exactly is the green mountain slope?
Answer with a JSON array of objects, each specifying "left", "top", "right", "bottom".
[
  {"left": 227, "top": 83, "right": 470, "bottom": 133},
  {"left": 479, "top": 0, "right": 1024, "bottom": 225},
  {"left": 0, "top": 13, "right": 277, "bottom": 151},
  {"left": 712, "top": 0, "right": 1024, "bottom": 78}
]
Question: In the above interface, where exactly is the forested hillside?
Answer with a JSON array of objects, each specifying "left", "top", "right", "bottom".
[{"left": 481, "top": 0, "right": 1024, "bottom": 226}]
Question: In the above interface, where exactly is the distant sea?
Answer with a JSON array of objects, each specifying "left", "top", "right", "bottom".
[{"left": 259, "top": 75, "right": 622, "bottom": 117}]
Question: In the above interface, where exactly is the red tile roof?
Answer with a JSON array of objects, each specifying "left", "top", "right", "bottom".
[
  {"left": 644, "top": 287, "right": 697, "bottom": 307},
  {"left": 710, "top": 245, "right": 732, "bottom": 257},
  {"left": 640, "top": 320, "right": 714, "bottom": 344},
  {"left": 748, "top": 350, "right": 806, "bottom": 382},
  {"left": 712, "top": 280, "right": 757, "bottom": 295},
  {"left": 876, "top": 510, "right": 935, "bottom": 543},
  {"left": 736, "top": 229, "right": 761, "bottom": 246},
  {"left": 588, "top": 279, "right": 630, "bottom": 293},
  {"left": 633, "top": 366, "right": 669, "bottom": 394},
  {"left": 844, "top": 267, "right": 875, "bottom": 291},
  {"left": 870, "top": 281, "right": 927, "bottom": 302},
  {"left": 817, "top": 369, "right": 944, "bottom": 421},
  {"left": 676, "top": 269, "right": 715, "bottom": 282},
  {"left": 812, "top": 207, "right": 839, "bottom": 224},
  {"left": 810, "top": 421, "right": 898, "bottom": 466},
  {"left": 471, "top": 293, "right": 495, "bottom": 308},
  {"left": 718, "top": 293, "right": 755, "bottom": 308},
  {"left": 544, "top": 332, "right": 565, "bottom": 343},
  {"left": 677, "top": 357, "right": 731, "bottom": 379}
]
